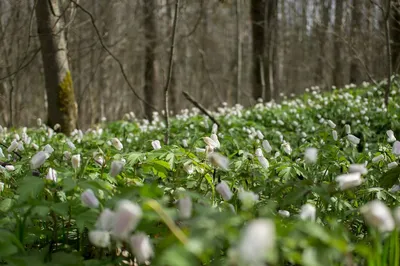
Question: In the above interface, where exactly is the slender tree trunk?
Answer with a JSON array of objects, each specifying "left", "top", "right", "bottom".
[
  {"left": 35, "top": 0, "right": 78, "bottom": 134},
  {"left": 333, "top": 0, "right": 344, "bottom": 87},
  {"left": 265, "top": 0, "right": 277, "bottom": 100},
  {"left": 316, "top": 0, "right": 331, "bottom": 88},
  {"left": 251, "top": 0, "right": 266, "bottom": 101},
  {"left": 143, "top": 0, "right": 158, "bottom": 121},
  {"left": 349, "top": 0, "right": 362, "bottom": 84},
  {"left": 391, "top": 0, "right": 400, "bottom": 73},
  {"left": 235, "top": 0, "right": 242, "bottom": 104}
]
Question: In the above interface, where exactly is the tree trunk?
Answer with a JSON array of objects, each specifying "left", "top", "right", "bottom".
[
  {"left": 391, "top": 0, "right": 400, "bottom": 73},
  {"left": 265, "top": 0, "right": 277, "bottom": 100},
  {"left": 35, "top": 0, "right": 78, "bottom": 134},
  {"left": 251, "top": 0, "right": 266, "bottom": 101},
  {"left": 332, "top": 0, "right": 344, "bottom": 87},
  {"left": 349, "top": 0, "right": 362, "bottom": 84},
  {"left": 143, "top": 0, "right": 158, "bottom": 121},
  {"left": 316, "top": 0, "right": 331, "bottom": 88}
]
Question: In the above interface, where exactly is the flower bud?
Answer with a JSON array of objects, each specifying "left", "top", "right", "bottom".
[
  {"left": 43, "top": 144, "right": 54, "bottom": 154},
  {"left": 372, "top": 154, "right": 384, "bottom": 163},
  {"left": 238, "top": 189, "right": 258, "bottom": 209},
  {"left": 210, "top": 134, "right": 220, "bottom": 149},
  {"left": 211, "top": 123, "right": 218, "bottom": 134},
  {"left": 347, "top": 134, "right": 360, "bottom": 145},
  {"left": 96, "top": 208, "right": 115, "bottom": 231},
  {"left": 327, "top": 120, "right": 336, "bottom": 129},
  {"left": 387, "top": 130, "right": 396, "bottom": 143},
  {"left": 178, "top": 196, "right": 192, "bottom": 219},
  {"left": 348, "top": 164, "right": 368, "bottom": 175},
  {"left": 66, "top": 139, "right": 76, "bottom": 150},
  {"left": 0, "top": 148, "right": 4, "bottom": 158},
  {"left": 300, "top": 203, "right": 316, "bottom": 221},
  {"left": 216, "top": 181, "right": 233, "bottom": 201},
  {"left": 111, "top": 138, "right": 123, "bottom": 150},
  {"left": 63, "top": 151, "right": 71, "bottom": 161},
  {"left": 282, "top": 142, "right": 292, "bottom": 155},
  {"left": 81, "top": 189, "right": 99, "bottom": 208},
  {"left": 88, "top": 230, "right": 110, "bottom": 248},
  {"left": 46, "top": 168, "right": 57, "bottom": 182},
  {"left": 7, "top": 140, "right": 18, "bottom": 152},
  {"left": 0, "top": 182, "right": 4, "bottom": 192},
  {"left": 5, "top": 165, "right": 14, "bottom": 171},
  {"left": 262, "top": 140, "right": 272, "bottom": 153},
  {"left": 393, "top": 141, "right": 400, "bottom": 156},
  {"left": 182, "top": 139, "right": 188, "bottom": 148},
  {"left": 208, "top": 152, "right": 229, "bottom": 170},
  {"left": 304, "top": 147, "right": 318, "bottom": 163},
  {"left": 336, "top": 172, "right": 363, "bottom": 190},
  {"left": 332, "top": 130, "right": 338, "bottom": 141},
  {"left": 345, "top": 124, "right": 351, "bottom": 134},
  {"left": 278, "top": 210, "right": 290, "bottom": 218},
  {"left": 31, "top": 151, "right": 48, "bottom": 169},
  {"left": 71, "top": 154, "right": 81, "bottom": 169},
  {"left": 112, "top": 200, "right": 142, "bottom": 240},
  {"left": 203, "top": 137, "right": 218, "bottom": 150},
  {"left": 130, "top": 233, "right": 154, "bottom": 264},
  {"left": 109, "top": 160, "right": 124, "bottom": 177},
  {"left": 388, "top": 162, "right": 398, "bottom": 169},
  {"left": 151, "top": 140, "right": 161, "bottom": 150}
]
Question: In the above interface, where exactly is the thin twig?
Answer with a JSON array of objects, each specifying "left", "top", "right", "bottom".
[
  {"left": 384, "top": 0, "right": 392, "bottom": 107},
  {"left": 182, "top": 91, "right": 220, "bottom": 127},
  {"left": 69, "top": 0, "right": 159, "bottom": 113},
  {"left": 164, "top": 0, "right": 180, "bottom": 145}
]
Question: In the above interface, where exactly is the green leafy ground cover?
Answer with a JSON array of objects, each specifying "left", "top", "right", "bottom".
[{"left": 1, "top": 81, "right": 400, "bottom": 265}]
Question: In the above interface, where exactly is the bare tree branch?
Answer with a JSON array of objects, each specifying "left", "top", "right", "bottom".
[{"left": 182, "top": 91, "right": 220, "bottom": 127}]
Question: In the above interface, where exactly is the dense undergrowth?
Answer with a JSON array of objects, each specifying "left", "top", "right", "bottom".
[{"left": 1, "top": 80, "right": 400, "bottom": 265}]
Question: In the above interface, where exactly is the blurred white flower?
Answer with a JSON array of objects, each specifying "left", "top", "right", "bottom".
[
  {"left": 7, "top": 140, "right": 18, "bottom": 152},
  {"left": 212, "top": 123, "right": 218, "bottom": 134},
  {"left": 304, "top": 148, "right": 318, "bottom": 163},
  {"left": 388, "top": 162, "right": 398, "bottom": 169},
  {"left": 238, "top": 189, "right": 259, "bottom": 209},
  {"left": 349, "top": 164, "right": 368, "bottom": 175},
  {"left": 109, "top": 160, "right": 124, "bottom": 177},
  {"left": 81, "top": 189, "right": 99, "bottom": 208},
  {"left": 372, "top": 154, "right": 384, "bottom": 163},
  {"left": 43, "top": 144, "right": 54, "bottom": 154},
  {"left": 278, "top": 210, "right": 290, "bottom": 218},
  {"left": 208, "top": 152, "right": 229, "bottom": 171},
  {"left": 282, "top": 142, "right": 292, "bottom": 155},
  {"left": 361, "top": 200, "right": 395, "bottom": 232},
  {"left": 332, "top": 130, "right": 338, "bottom": 141},
  {"left": 0, "top": 148, "right": 4, "bottom": 158},
  {"left": 327, "top": 120, "right": 336, "bottom": 128},
  {"left": 393, "top": 141, "right": 400, "bottom": 156},
  {"left": 257, "top": 155, "right": 269, "bottom": 169},
  {"left": 5, "top": 165, "right": 14, "bottom": 171},
  {"left": 386, "top": 130, "right": 397, "bottom": 143},
  {"left": 237, "top": 219, "right": 275, "bottom": 265},
  {"left": 203, "top": 137, "right": 218, "bottom": 150},
  {"left": 111, "top": 138, "right": 123, "bottom": 150},
  {"left": 0, "top": 182, "right": 4, "bottom": 192},
  {"left": 32, "top": 143, "right": 39, "bottom": 150},
  {"left": 256, "top": 130, "right": 264, "bottom": 140},
  {"left": 210, "top": 134, "right": 220, "bottom": 149},
  {"left": 300, "top": 203, "right": 316, "bottom": 221},
  {"left": 63, "top": 151, "right": 71, "bottom": 161},
  {"left": 151, "top": 140, "right": 161, "bottom": 150},
  {"left": 262, "top": 140, "right": 272, "bottom": 153},
  {"left": 71, "top": 154, "right": 81, "bottom": 169},
  {"left": 46, "top": 168, "right": 57, "bottom": 182},
  {"left": 182, "top": 139, "right": 188, "bottom": 148},
  {"left": 130, "top": 233, "right": 154, "bottom": 264},
  {"left": 216, "top": 181, "right": 233, "bottom": 201},
  {"left": 88, "top": 230, "right": 110, "bottom": 248},
  {"left": 96, "top": 208, "right": 115, "bottom": 231},
  {"left": 347, "top": 134, "right": 360, "bottom": 145},
  {"left": 31, "top": 151, "right": 48, "bottom": 169},
  {"left": 66, "top": 139, "right": 76, "bottom": 150},
  {"left": 178, "top": 196, "right": 192, "bottom": 219},
  {"left": 345, "top": 124, "right": 351, "bottom": 134},
  {"left": 183, "top": 162, "right": 194, "bottom": 174},
  {"left": 336, "top": 172, "right": 363, "bottom": 190},
  {"left": 113, "top": 200, "right": 142, "bottom": 240}
]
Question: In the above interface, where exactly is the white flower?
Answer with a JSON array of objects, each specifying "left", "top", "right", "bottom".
[
  {"left": 81, "top": 189, "right": 99, "bottom": 208},
  {"left": 109, "top": 160, "right": 124, "bottom": 177},
  {"left": 372, "top": 154, "right": 384, "bottom": 163},
  {"left": 63, "top": 151, "right": 71, "bottom": 161},
  {"left": 53, "top": 123, "right": 61, "bottom": 131},
  {"left": 5, "top": 165, "right": 14, "bottom": 171},
  {"left": 7, "top": 140, "right": 18, "bottom": 152},
  {"left": 0, "top": 182, "right": 4, "bottom": 192},
  {"left": 32, "top": 143, "right": 39, "bottom": 150},
  {"left": 345, "top": 124, "right": 351, "bottom": 134},
  {"left": 262, "top": 140, "right": 272, "bottom": 153},
  {"left": 388, "top": 162, "right": 398, "bottom": 169},
  {"left": 237, "top": 219, "right": 275, "bottom": 265},
  {"left": 212, "top": 123, "right": 218, "bottom": 134},
  {"left": 183, "top": 162, "right": 194, "bottom": 174},
  {"left": 203, "top": 137, "right": 218, "bottom": 150},
  {"left": 347, "top": 134, "right": 360, "bottom": 145},
  {"left": 0, "top": 148, "right": 4, "bottom": 158},
  {"left": 66, "top": 140, "right": 76, "bottom": 150},
  {"left": 361, "top": 200, "right": 395, "bottom": 232},
  {"left": 111, "top": 138, "right": 123, "bottom": 150},
  {"left": 96, "top": 208, "right": 115, "bottom": 231},
  {"left": 256, "top": 130, "right": 264, "bottom": 139},
  {"left": 393, "top": 141, "right": 400, "bottom": 156},
  {"left": 255, "top": 148, "right": 263, "bottom": 157},
  {"left": 349, "top": 164, "right": 368, "bottom": 175},
  {"left": 216, "top": 181, "right": 233, "bottom": 201},
  {"left": 130, "top": 233, "right": 154, "bottom": 264},
  {"left": 387, "top": 130, "right": 396, "bottom": 143},
  {"left": 178, "top": 196, "right": 192, "bottom": 219},
  {"left": 332, "top": 130, "right": 338, "bottom": 141},
  {"left": 336, "top": 172, "right": 363, "bottom": 190},
  {"left": 207, "top": 152, "right": 229, "bottom": 171},
  {"left": 89, "top": 230, "right": 110, "bottom": 248},
  {"left": 257, "top": 155, "right": 269, "bottom": 169},
  {"left": 182, "top": 139, "right": 188, "bottom": 148},
  {"left": 238, "top": 189, "right": 259, "bottom": 209},
  {"left": 210, "top": 134, "right": 220, "bottom": 149},
  {"left": 112, "top": 200, "right": 143, "bottom": 240},
  {"left": 278, "top": 210, "right": 290, "bottom": 218},
  {"left": 151, "top": 140, "right": 161, "bottom": 150},
  {"left": 304, "top": 148, "right": 318, "bottom": 163},
  {"left": 43, "top": 144, "right": 54, "bottom": 154},
  {"left": 327, "top": 120, "right": 336, "bottom": 128},
  {"left": 46, "top": 168, "right": 57, "bottom": 182},
  {"left": 93, "top": 154, "right": 105, "bottom": 167},
  {"left": 31, "top": 151, "right": 48, "bottom": 169},
  {"left": 282, "top": 142, "right": 292, "bottom": 155},
  {"left": 389, "top": 184, "right": 400, "bottom": 193},
  {"left": 195, "top": 147, "right": 206, "bottom": 153},
  {"left": 300, "top": 203, "right": 316, "bottom": 221},
  {"left": 71, "top": 154, "right": 81, "bottom": 169}
]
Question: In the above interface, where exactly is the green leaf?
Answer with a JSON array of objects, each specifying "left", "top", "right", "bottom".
[
  {"left": 16, "top": 177, "right": 45, "bottom": 203},
  {"left": 381, "top": 166, "right": 400, "bottom": 188},
  {"left": 62, "top": 178, "right": 76, "bottom": 192},
  {"left": 0, "top": 198, "right": 13, "bottom": 212},
  {"left": 51, "top": 202, "right": 69, "bottom": 217}
]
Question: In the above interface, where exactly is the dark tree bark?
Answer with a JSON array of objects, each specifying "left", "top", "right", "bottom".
[
  {"left": 35, "top": 0, "right": 78, "bottom": 134},
  {"left": 391, "top": 0, "right": 400, "bottom": 73},
  {"left": 349, "top": 0, "right": 363, "bottom": 84},
  {"left": 332, "top": 0, "right": 344, "bottom": 87},
  {"left": 316, "top": 0, "right": 331, "bottom": 87},
  {"left": 143, "top": 0, "right": 158, "bottom": 121}
]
